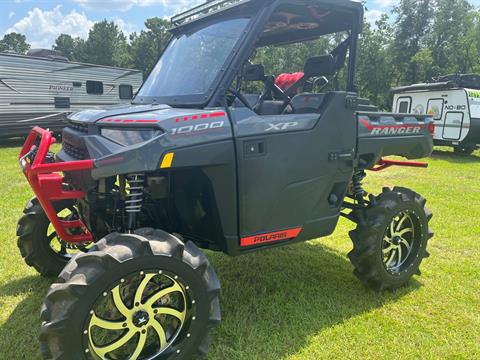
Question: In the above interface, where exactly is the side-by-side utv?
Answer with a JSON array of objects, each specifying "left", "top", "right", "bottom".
[{"left": 16, "top": 0, "right": 435, "bottom": 359}]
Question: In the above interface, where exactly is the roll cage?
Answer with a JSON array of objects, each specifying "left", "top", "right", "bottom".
[{"left": 133, "top": 0, "right": 364, "bottom": 108}]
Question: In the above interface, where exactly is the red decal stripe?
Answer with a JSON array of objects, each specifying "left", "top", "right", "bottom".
[
  {"left": 209, "top": 111, "right": 226, "bottom": 118},
  {"left": 99, "top": 118, "right": 159, "bottom": 124},
  {"left": 240, "top": 227, "right": 302, "bottom": 247},
  {"left": 100, "top": 111, "right": 227, "bottom": 125}
]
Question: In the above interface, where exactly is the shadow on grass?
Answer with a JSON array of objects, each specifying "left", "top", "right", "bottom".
[
  {"left": 431, "top": 149, "right": 480, "bottom": 163},
  {"left": 0, "top": 242, "right": 421, "bottom": 360},
  {"left": 0, "top": 275, "right": 51, "bottom": 357},
  {"left": 206, "top": 241, "right": 421, "bottom": 359}
]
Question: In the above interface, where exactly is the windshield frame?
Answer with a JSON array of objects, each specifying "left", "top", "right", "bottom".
[
  {"left": 133, "top": 12, "right": 255, "bottom": 107},
  {"left": 133, "top": 0, "right": 364, "bottom": 108}
]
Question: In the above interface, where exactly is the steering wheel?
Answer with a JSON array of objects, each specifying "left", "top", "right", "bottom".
[{"left": 254, "top": 76, "right": 291, "bottom": 113}]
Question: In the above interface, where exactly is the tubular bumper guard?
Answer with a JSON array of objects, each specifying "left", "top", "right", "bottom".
[{"left": 19, "top": 127, "right": 94, "bottom": 243}]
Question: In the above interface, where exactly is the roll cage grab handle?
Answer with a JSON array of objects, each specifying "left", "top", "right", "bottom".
[
  {"left": 19, "top": 128, "right": 427, "bottom": 244},
  {"left": 19, "top": 127, "right": 94, "bottom": 243}
]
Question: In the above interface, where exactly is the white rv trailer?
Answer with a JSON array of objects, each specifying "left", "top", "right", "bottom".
[
  {"left": 392, "top": 74, "right": 480, "bottom": 154},
  {"left": 0, "top": 49, "right": 143, "bottom": 138}
]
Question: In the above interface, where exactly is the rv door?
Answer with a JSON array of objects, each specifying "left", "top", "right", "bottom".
[{"left": 443, "top": 112, "right": 464, "bottom": 140}]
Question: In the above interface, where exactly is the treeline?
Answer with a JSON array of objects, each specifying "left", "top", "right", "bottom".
[
  {"left": 357, "top": 0, "right": 480, "bottom": 108},
  {"left": 0, "top": 18, "right": 172, "bottom": 79},
  {"left": 1, "top": 0, "right": 479, "bottom": 109}
]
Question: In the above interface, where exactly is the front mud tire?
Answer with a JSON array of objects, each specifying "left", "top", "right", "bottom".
[
  {"left": 17, "top": 198, "right": 74, "bottom": 278},
  {"left": 348, "top": 187, "right": 433, "bottom": 291},
  {"left": 39, "top": 228, "right": 221, "bottom": 360}
]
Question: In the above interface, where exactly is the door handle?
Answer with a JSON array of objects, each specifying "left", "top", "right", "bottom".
[{"left": 329, "top": 151, "right": 355, "bottom": 161}]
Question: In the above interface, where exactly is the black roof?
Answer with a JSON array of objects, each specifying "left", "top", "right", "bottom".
[
  {"left": 171, "top": 0, "right": 364, "bottom": 42},
  {"left": 434, "top": 74, "right": 480, "bottom": 89},
  {"left": 391, "top": 74, "right": 480, "bottom": 93}
]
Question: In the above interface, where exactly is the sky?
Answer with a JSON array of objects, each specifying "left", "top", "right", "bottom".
[{"left": 0, "top": 0, "right": 479, "bottom": 49}]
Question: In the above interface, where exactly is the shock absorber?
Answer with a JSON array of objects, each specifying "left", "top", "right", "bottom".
[
  {"left": 352, "top": 170, "right": 367, "bottom": 207},
  {"left": 125, "top": 173, "right": 145, "bottom": 231}
]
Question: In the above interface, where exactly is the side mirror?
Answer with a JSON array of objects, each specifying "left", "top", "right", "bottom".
[
  {"left": 304, "top": 55, "right": 336, "bottom": 78},
  {"left": 244, "top": 64, "right": 265, "bottom": 82}
]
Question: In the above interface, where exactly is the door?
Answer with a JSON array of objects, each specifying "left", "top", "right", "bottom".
[
  {"left": 443, "top": 112, "right": 464, "bottom": 140},
  {"left": 233, "top": 93, "right": 356, "bottom": 248}
]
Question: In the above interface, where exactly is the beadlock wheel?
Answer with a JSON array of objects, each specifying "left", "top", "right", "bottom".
[
  {"left": 382, "top": 210, "right": 421, "bottom": 274},
  {"left": 85, "top": 271, "right": 190, "bottom": 359},
  {"left": 348, "top": 187, "right": 433, "bottom": 291},
  {"left": 39, "top": 229, "right": 221, "bottom": 360}
]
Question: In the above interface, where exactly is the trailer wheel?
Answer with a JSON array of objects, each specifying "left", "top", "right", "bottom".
[
  {"left": 17, "top": 198, "right": 93, "bottom": 278},
  {"left": 39, "top": 228, "right": 221, "bottom": 360},
  {"left": 348, "top": 187, "right": 433, "bottom": 291},
  {"left": 454, "top": 145, "right": 476, "bottom": 156}
]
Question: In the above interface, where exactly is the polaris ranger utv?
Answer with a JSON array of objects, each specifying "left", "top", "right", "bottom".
[{"left": 16, "top": 0, "right": 435, "bottom": 359}]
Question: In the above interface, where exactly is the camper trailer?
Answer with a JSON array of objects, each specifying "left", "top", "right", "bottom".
[
  {"left": 392, "top": 74, "right": 480, "bottom": 155},
  {"left": 0, "top": 49, "right": 143, "bottom": 138}
]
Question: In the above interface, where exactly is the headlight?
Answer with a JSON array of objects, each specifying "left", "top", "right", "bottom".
[{"left": 100, "top": 128, "right": 160, "bottom": 146}]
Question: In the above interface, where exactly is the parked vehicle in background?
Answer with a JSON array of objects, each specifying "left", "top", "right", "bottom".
[
  {"left": 392, "top": 74, "right": 480, "bottom": 155},
  {"left": 0, "top": 49, "right": 143, "bottom": 138}
]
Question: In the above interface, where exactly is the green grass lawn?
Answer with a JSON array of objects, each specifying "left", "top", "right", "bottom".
[{"left": 0, "top": 140, "right": 479, "bottom": 359}]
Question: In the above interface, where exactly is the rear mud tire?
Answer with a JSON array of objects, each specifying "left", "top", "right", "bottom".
[
  {"left": 17, "top": 198, "right": 74, "bottom": 278},
  {"left": 348, "top": 187, "right": 433, "bottom": 291},
  {"left": 39, "top": 228, "right": 221, "bottom": 360}
]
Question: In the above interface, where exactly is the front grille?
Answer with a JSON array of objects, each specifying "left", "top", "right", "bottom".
[
  {"left": 63, "top": 141, "right": 89, "bottom": 160},
  {"left": 68, "top": 122, "right": 89, "bottom": 134},
  {"left": 62, "top": 124, "right": 90, "bottom": 160}
]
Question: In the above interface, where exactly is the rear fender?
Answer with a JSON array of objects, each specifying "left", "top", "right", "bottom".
[{"left": 357, "top": 113, "right": 434, "bottom": 168}]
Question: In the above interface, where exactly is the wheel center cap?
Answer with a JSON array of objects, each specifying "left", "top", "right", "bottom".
[
  {"left": 392, "top": 236, "right": 402, "bottom": 246},
  {"left": 132, "top": 310, "right": 150, "bottom": 327}
]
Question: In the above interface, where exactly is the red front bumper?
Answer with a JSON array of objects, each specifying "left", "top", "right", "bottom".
[{"left": 19, "top": 127, "right": 94, "bottom": 243}]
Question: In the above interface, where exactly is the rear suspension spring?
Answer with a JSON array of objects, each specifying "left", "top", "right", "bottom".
[
  {"left": 125, "top": 173, "right": 145, "bottom": 230},
  {"left": 352, "top": 170, "right": 367, "bottom": 207}
]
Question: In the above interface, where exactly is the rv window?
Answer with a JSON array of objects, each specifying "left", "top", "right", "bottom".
[
  {"left": 427, "top": 99, "right": 444, "bottom": 120},
  {"left": 399, "top": 101, "right": 410, "bottom": 113},
  {"left": 119, "top": 85, "right": 133, "bottom": 100},
  {"left": 86, "top": 81, "right": 104, "bottom": 95}
]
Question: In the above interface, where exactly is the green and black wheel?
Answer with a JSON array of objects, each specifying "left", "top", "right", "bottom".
[
  {"left": 17, "top": 198, "right": 93, "bottom": 278},
  {"left": 39, "top": 228, "right": 221, "bottom": 360},
  {"left": 348, "top": 187, "right": 433, "bottom": 291}
]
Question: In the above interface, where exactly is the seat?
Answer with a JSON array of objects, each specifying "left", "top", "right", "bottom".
[
  {"left": 290, "top": 93, "right": 326, "bottom": 114},
  {"left": 257, "top": 100, "right": 285, "bottom": 115}
]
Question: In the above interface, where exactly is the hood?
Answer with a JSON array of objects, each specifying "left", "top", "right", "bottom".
[{"left": 68, "top": 103, "right": 173, "bottom": 124}]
